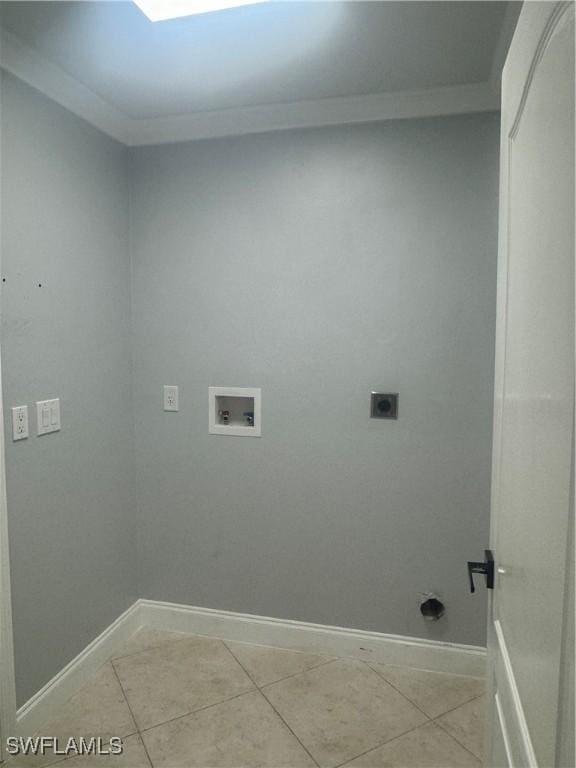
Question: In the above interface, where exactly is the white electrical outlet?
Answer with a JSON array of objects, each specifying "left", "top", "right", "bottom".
[
  {"left": 36, "top": 398, "right": 60, "bottom": 436},
  {"left": 163, "top": 385, "right": 179, "bottom": 412},
  {"left": 12, "top": 406, "right": 28, "bottom": 441}
]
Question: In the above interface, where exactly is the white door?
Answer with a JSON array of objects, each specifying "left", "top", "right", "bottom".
[{"left": 485, "top": 2, "right": 575, "bottom": 767}]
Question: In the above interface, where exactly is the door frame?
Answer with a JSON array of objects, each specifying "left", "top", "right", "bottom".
[
  {"left": 0, "top": 354, "right": 16, "bottom": 760},
  {"left": 0, "top": 69, "right": 18, "bottom": 760},
  {"left": 485, "top": 2, "right": 575, "bottom": 766}
]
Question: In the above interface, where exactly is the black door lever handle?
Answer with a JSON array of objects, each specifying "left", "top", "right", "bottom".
[{"left": 467, "top": 550, "right": 495, "bottom": 593}]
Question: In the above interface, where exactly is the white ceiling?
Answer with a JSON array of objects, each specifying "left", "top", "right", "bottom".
[{"left": 0, "top": 1, "right": 520, "bottom": 144}]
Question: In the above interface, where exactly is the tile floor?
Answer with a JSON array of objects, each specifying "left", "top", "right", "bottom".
[{"left": 8, "top": 628, "right": 485, "bottom": 768}]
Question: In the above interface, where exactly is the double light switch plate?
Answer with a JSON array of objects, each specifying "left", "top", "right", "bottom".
[{"left": 37, "top": 399, "right": 61, "bottom": 435}]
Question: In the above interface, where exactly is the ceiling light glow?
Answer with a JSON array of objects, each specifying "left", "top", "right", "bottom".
[{"left": 133, "top": 0, "right": 270, "bottom": 21}]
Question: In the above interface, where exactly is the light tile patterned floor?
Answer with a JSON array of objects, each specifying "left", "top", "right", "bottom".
[{"left": 8, "top": 629, "right": 485, "bottom": 767}]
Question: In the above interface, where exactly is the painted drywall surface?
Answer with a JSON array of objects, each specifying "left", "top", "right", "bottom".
[
  {"left": 0, "top": 72, "right": 137, "bottom": 706},
  {"left": 130, "top": 113, "right": 499, "bottom": 647}
]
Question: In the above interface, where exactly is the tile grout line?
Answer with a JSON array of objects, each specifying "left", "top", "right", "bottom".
[
  {"left": 332, "top": 661, "right": 484, "bottom": 767},
  {"left": 115, "top": 631, "right": 483, "bottom": 722},
  {"left": 115, "top": 629, "right": 334, "bottom": 677},
  {"left": 367, "top": 662, "right": 485, "bottom": 763},
  {"left": 333, "top": 720, "right": 436, "bottom": 768},
  {"left": 111, "top": 629, "right": 336, "bottom": 746},
  {"left": 7, "top": 662, "right": 142, "bottom": 768},
  {"left": 332, "top": 684, "right": 485, "bottom": 767},
  {"left": 433, "top": 697, "right": 485, "bottom": 764},
  {"left": 433, "top": 718, "right": 484, "bottom": 764},
  {"left": 257, "top": 687, "right": 322, "bottom": 768},
  {"left": 110, "top": 661, "right": 154, "bottom": 768},
  {"left": 432, "top": 692, "right": 486, "bottom": 721},
  {"left": 367, "top": 661, "right": 486, "bottom": 723},
  {"left": 362, "top": 661, "right": 433, "bottom": 721},
  {"left": 256, "top": 659, "right": 339, "bottom": 691},
  {"left": 220, "top": 644, "right": 483, "bottom": 768},
  {"left": 222, "top": 640, "right": 323, "bottom": 768},
  {"left": 317, "top": 661, "right": 434, "bottom": 768},
  {"left": 137, "top": 689, "right": 255, "bottom": 736},
  {"left": 111, "top": 632, "right": 258, "bottom": 739}
]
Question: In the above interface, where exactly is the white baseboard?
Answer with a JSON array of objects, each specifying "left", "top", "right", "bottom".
[
  {"left": 15, "top": 599, "right": 486, "bottom": 735},
  {"left": 139, "top": 599, "right": 486, "bottom": 677},
  {"left": 16, "top": 601, "right": 141, "bottom": 736}
]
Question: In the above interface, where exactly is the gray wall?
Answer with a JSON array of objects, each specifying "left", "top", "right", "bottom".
[
  {"left": 0, "top": 82, "right": 498, "bottom": 705},
  {"left": 130, "top": 113, "right": 499, "bottom": 647},
  {"left": 0, "top": 73, "right": 137, "bottom": 706}
]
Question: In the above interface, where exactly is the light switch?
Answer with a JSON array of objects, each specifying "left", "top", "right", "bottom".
[
  {"left": 163, "top": 385, "right": 179, "bottom": 412},
  {"left": 12, "top": 406, "right": 28, "bottom": 441},
  {"left": 37, "top": 399, "right": 60, "bottom": 435}
]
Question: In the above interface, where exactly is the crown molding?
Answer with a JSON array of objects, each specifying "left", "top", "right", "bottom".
[
  {"left": 0, "top": 27, "right": 134, "bottom": 143},
  {"left": 1, "top": 25, "right": 499, "bottom": 147},
  {"left": 128, "top": 81, "right": 498, "bottom": 146}
]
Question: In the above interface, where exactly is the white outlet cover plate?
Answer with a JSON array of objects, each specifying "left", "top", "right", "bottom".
[
  {"left": 12, "top": 405, "right": 28, "bottom": 441},
  {"left": 163, "top": 385, "right": 179, "bottom": 412},
  {"left": 209, "top": 386, "right": 261, "bottom": 437},
  {"left": 36, "top": 398, "right": 60, "bottom": 435}
]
